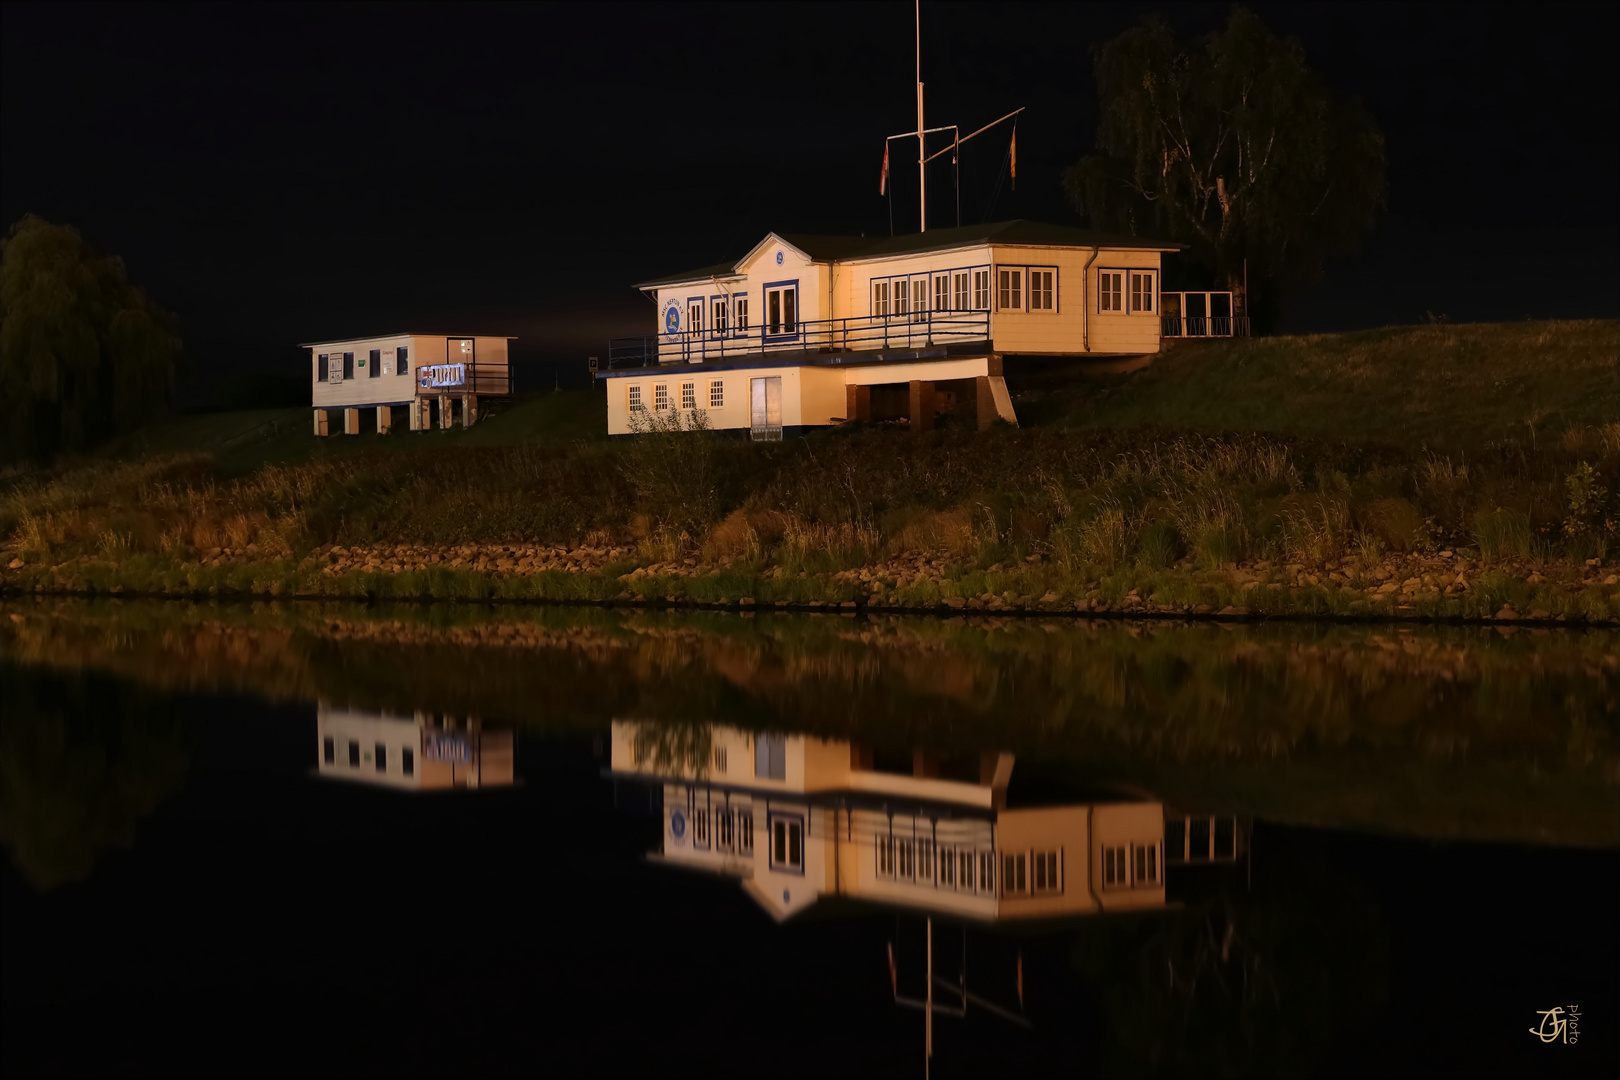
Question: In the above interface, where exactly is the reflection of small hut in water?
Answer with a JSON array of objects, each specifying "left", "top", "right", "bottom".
[
  {"left": 315, "top": 702, "right": 514, "bottom": 791},
  {"left": 606, "top": 721, "right": 1175, "bottom": 923}
]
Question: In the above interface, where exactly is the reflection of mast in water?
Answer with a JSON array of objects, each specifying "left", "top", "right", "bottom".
[{"left": 314, "top": 702, "right": 516, "bottom": 791}]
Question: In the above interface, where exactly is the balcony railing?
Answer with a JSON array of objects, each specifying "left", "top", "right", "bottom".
[
  {"left": 1160, "top": 291, "right": 1250, "bottom": 339},
  {"left": 1160, "top": 315, "right": 1251, "bottom": 338},
  {"left": 607, "top": 310, "right": 991, "bottom": 369}
]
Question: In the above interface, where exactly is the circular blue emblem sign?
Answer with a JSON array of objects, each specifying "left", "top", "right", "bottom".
[
  {"left": 670, "top": 809, "right": 686, "bottom": 842},
  {"left": 664, "top": 305, "right": 680, "bottom": 333},
  {"left": 775, "top": 251, "right": 784, "bottom": 266}
]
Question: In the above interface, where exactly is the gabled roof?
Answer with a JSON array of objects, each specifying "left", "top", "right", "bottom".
[{"left": 634, "top": 220, "right": 1184, "bottom": 290}]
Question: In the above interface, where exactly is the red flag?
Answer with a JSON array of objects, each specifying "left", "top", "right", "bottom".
[
  {"left": 1010, "top": 128, "right": 1017, "bottom": 191},
  {"left": 879, "top": 142, "right": 890, "bottom": 196}
]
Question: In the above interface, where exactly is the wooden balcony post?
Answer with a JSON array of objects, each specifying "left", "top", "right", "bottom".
[
  {"left": 909, "top": 380, "right": 935, "bottom": 432},
  {"left": 846, "top": 384, "right": 872, "bottom": 422}
]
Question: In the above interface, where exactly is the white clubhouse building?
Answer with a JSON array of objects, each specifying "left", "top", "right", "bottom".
[
  {"left": 605, "top": 720, "right": 1209, "bottom": 924},
  {"left": 597, "top": 220, "right": 1213, "bottom": 439}
]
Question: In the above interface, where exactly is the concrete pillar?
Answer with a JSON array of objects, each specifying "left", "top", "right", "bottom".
[
  {"left": 462, "top": 394, "right": 477, "bottom": 426},
  {"left": 439, "top": 393, "right": 453, "bottom": 429},
  {"left": 313, "top": 409, "right": 329, "bottom": 436},
  {"left": 845, "top": 384, "right": 872, "bottom": 422},
  {"left": 344, "top": 407, "right": 360, "bottom": 435},
  {"left": 908, "top": 380, "right": 935, "bottom": 432},
  {"left": 975, "top": 376, "right": 996, "bottom": 430},
  {"left": 409, "top": 399, "right": 422, "bottom": 431},
  {"left": 376, "top": 405, "right": 391, "bottom": 434}
]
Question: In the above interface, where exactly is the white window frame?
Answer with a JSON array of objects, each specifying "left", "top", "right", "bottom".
[
  {"left": 769, "top": 813, "right": 805, "bottom": 874},
  {"left": 680, "top": 381, "right": 696, "bottom": 410},
  {"left": 711, "top": 296, "right": 729, "bottom": 337},
  {"left": 1031, "top": 848, "right": 1063, "bottom": 893},
  {"left": 954, "top": 272, "right": 969, "bottom": 310},
  {"left": 1102, "top": 841, "right": 1161, "bottom": 889},
  {"left": 871, "top": 280, "right": 890, "bottom": 317},
  {"left": 1130, "top": 270, "right": 1155, "bottom": 313},
  {"left": 934, "top": 274, "right": 950, "bottom": 312},
  {"left": 1028, "top": 267, "right": 1056, "bottom": 312},
  {"left": 738, "top": 808, "right": 754, "bottom": 853},
  {"left": 938, "top": 845, "right": 956, "bottom": 887},
  {"left": 911, "top": 278, "right": 927, "bottom": 323},
  {"left": 627, "top": 384, "right": 644, "bottom": 411},
  {"left": 996, "top": 267, "right": 1024, "bottom": 312},
  {"left": 1098, "top": 269, "right": 1125, "bottom": 313},
  {"left": 687, "top": 298, "right": 703, "bottom": 334},
  {"left": 896, "top": 836, "right": 915, "bottom": 879},
  {"left": 653, "top": 383, "right": 670, "bottom": 411},
  {"left": 734, "top": 295, "right": 750, "bottom": 334},
  {"left": 1001, "top": 850, "right": 1028, "bottom": 895},
  {"left": 876, "top": 834, "right": 895, "bottom": 877},
  {"left": 973, "top": 269, "right": 990, "bottom": 310},
  {"left": 716, "top": 807, "right": 734, "bottom": 851},
  {"left": 893, "top": 279, "right": 909, "bottom": 318},
  {"left": 708, "top": 379, "right": 724, "bottom": 408},
  {"left": 764, "top": 282, "right": 798, "bottom": 339},
  {"left": 978, "top": 850, "right": 996, "bottom": 894}
]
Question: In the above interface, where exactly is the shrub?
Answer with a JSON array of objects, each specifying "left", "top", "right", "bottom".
[
  {"left": 1472, "top": 508, "right": 1536, "bottom": 561},
  {"left": 1137, "top": 521, "right": 1182, "bottom": 568}
]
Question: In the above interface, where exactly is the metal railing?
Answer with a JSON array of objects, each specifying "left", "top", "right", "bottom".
[
  {"left": 1160, "top": 315, "right": 1251, "bottom": 338},
  {"left": 413, "top": 362, "right": 510, "bottom": 395},
  {"left": 607, "top": 310, "right": 992, "bottom": 369}
]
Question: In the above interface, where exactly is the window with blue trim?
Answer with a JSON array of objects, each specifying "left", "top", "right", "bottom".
[
  {"left": 711, "top": 296, "right": 729, "bottom": 337},
  {"left": 765, "top": 283, "right": 797, "bottom": 337},
  {"left": 734, "top": 295, "right": 749, "bottom": 334}
]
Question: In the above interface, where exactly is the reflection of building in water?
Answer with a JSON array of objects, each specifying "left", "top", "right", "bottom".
[
  {"left": 607, "top": 722, "right": 1172, "bottom": 923},
  {"left": 316, "top": 702, "right": 514, "bottom": 790}
]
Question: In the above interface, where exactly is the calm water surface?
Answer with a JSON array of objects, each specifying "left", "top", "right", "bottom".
[{"left": 1, "top": 599, "right": 1615, "bottom": 1077}]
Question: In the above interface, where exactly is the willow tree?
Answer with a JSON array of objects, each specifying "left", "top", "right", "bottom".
[
  {"left": 0, "top": 216, "right": 184, "bottom": 462},
  {"left": 1064, "top": 8, "right": 1386, "bottom": 322}
]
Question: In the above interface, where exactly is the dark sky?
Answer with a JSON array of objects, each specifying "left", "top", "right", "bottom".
[{"left": 3, "top": 1, "right": 1616, "bottom": 403}]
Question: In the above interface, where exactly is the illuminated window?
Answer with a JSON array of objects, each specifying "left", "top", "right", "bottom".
[
  {"left": 1099, "top": 270, "right": 1124, "bottom": 312},
  {"left": 871, "top": 280, "right": 889, "bottom": 317},
  {"left": 973, "top": 269, "right": 990, "bottom": 310},
  {"left": 708, "top": 379, "right": 724, "bottom": 408},
  {"left": 711, "top": 297, "right": 729, "bottom": 336},
  {"left": 374, "top": 743, "right": 387, "bottom": 772},
  {"left": 681, "top": 382, "right": 695, "bottom": 409},
  {"left": 323, "top": 736, "right": 334, "bottom": 764},
  {"left": 997, "top": 268, "right": 1022, "bottom": 311},
  {"left": 735, "top": 296, "right": 749, "bottom": 333},
  {"left": 953, "top": 272, "right": 969, "bottom": 310},
  {"left": 1029, "top": 269, "right": 1055, "bottom": 311},
  {"left": 653, "top": 384, "right": 670, "bottom": 410},
  {"left": 934, "top": 274, "right": 949, "bottom": 312},
  {"left": 402, "top": 747, "right": 414, "bottom": 777},
  {"left": 1131, "top": 271, "right": 1154, "bottom": 312},
  {"left": 397, "top": 346, "right": 410, "bottom": 376},
  {"left": 628, "top": 385, "right": 643, "bottom": 411}
]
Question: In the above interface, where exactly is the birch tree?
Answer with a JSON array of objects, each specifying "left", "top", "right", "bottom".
[{"left": 1064, "top": 8, "right": 1386, "bottom": 320}]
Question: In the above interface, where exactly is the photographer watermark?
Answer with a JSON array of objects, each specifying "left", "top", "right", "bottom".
[{"left": 1529, "top": 1005, "right": 1580, "bottom": 1044}]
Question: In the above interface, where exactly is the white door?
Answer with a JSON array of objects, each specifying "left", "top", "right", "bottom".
[{"left": 750, "top": 376, "right": 783, "bottom": 441}]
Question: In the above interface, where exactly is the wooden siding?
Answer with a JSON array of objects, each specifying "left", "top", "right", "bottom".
[{"left": 309, "top": 334, "right": 512, "bottom": 409}]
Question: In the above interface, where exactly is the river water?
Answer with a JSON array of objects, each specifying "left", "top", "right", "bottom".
[{"left": 1, "top": 598, "right": 1615, "bottom": 1076}]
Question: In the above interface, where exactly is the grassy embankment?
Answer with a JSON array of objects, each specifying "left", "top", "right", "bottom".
[{"left": 2, "top": 320, "right": 1617, "bottom": 621}]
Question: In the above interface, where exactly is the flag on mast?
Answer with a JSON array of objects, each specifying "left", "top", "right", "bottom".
[
  {"left": 879, "top": 142, "right": 890, "bottom": 196},
  {"left": 1009, "top": 128, "right": 1017, "bottom": 190}
]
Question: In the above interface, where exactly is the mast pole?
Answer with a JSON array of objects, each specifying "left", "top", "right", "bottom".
[{"left": 916, "top": 0, "right": 925, "bottom": 233}]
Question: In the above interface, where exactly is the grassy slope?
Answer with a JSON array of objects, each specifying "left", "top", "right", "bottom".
[{"left": 1021, "top": 319, "right": 1618, "bottom": 451}]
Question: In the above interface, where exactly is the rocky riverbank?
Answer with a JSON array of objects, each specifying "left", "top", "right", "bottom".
[{"left": 5, "top": 538, "right": 1616, "bottom": 623}]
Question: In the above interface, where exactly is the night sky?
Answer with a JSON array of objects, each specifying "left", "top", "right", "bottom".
[{"left": 3, "top": 1, "right": 1616, "bottom": 404}]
